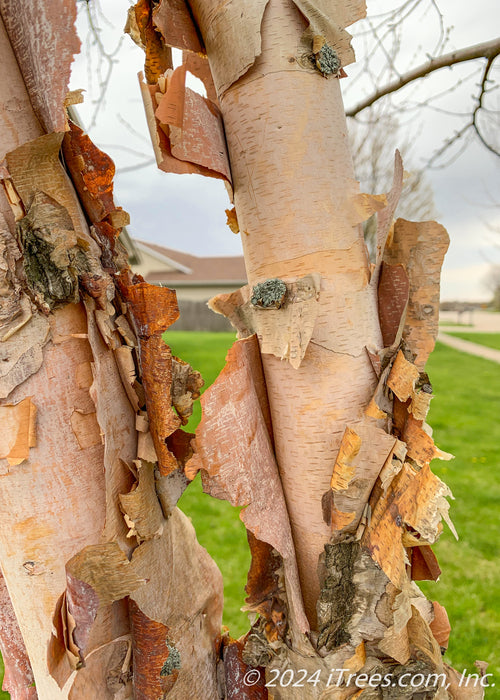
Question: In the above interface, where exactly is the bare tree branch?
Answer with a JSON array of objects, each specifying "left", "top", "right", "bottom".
[
  {"left": 472, "top": 55, "right": 500, "bottom": 157},
  {"left": 346, "top": 37, "right": 500, "bottom": 117}
]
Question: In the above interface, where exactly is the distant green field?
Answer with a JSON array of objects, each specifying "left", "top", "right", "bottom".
[
  {"left": 447, "top": 331, "right": 500, "bottom": 352},
  {"left": 1, "top": 334, "right": 498, "bottom": 696}
]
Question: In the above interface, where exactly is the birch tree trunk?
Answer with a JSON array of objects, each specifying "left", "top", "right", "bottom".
[
  {"left": 0, "top": 0, "right": 486, "bottom": 699},
  {"left": 0, "top": 3, "right": 222, "bottom": 699},
  {"left": 131, "top": 0, "right": 484, "bottom": 697}
]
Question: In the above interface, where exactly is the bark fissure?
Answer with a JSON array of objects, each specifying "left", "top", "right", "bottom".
[{"left": 316, "top": 540, "right": 358, "bottom": 650}]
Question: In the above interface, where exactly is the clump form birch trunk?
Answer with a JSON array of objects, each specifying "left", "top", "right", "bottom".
[{"left": 0, "top": 1, "right": 487, "bottom": 699}]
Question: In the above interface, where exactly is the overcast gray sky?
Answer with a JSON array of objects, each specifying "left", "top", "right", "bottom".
[{"left": 70, "top": 0, "right": 500, "bottom": 302}]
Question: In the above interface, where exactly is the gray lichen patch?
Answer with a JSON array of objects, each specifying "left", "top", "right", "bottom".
[
  {"left": 251, "top": 278, "right": 287, "bottom": 309},
  {"left": 316, "top": 44, "right": 341, "bottom": 75},
  {"left": 16, "top": 191, "right": 90, "bottom": 311},
  {"left": 160, "top": 641, "right": 181, "bottom": 676},
  {"left": 312, "top": 36, "right": 341, "bottom": 76},
  {"left": 316, "top": 540, "right": 358, "bottom": 651}
]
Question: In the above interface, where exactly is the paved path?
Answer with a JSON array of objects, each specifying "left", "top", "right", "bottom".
[
  {"left": 437, "top": 332, "right": 500, "bottom": 365},
  {"left": 439, "top": 310, "right": 500, "bottom": 332}
]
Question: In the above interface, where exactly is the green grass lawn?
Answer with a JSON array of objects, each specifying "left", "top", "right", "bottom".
[
  {"left": 421, "top": 342, "right": 500, "bottom": 695},
  {"left": 0, "top": 658, "right": 5, "bottom": 700},
  {"left": 1, "top": 333, "right": 497, "bottom": 696},
  {"left": 447, "top": 331, "right": 500, "bottom": 352}
]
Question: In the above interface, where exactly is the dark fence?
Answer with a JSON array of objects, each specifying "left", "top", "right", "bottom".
[{"left": 171, "top": 299, "right": 234, "bottom": 332}]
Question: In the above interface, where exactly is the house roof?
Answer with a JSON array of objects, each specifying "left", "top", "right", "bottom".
[{"left": 135, "top": 240, "right": 247, "bottom": 285}]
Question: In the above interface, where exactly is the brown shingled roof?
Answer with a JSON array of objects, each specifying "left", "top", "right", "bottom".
[{"left": 136, "top": 240, "right": 247, "bottom": 284}]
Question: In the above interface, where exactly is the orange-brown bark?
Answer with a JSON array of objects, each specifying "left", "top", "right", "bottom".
[
  {"left": 140, "top": 1, "right": 483, "bottom": 697},
  {"left": 188, "top": 0, "right": 379, "bottom": 626},
  {"left": 0, "top": 3, "right": 223, "bottom": 698},
  {"left": 0, "top": 0, "right": 484, "bottom": 698}
]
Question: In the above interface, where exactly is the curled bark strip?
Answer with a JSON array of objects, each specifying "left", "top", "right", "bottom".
[
  {"left": 377, "top": 263, "right": 410, "bottom": 349},
  {"left": 140, "top": 76, "right": 226, "bottom": 182},
  {"left": 184, "top": 0, "right": 270, "bottom": 96},
  {"left": 376, "top": 598, "right": 442, "bottom": 672},
  {"left": 118, "top": 279, "right": 178, "bottom": 339},
  {"left": 402, "top": 414, "right": 452, "bottom": 468},
  {"left": 155, "top": 430, "right": 195, "bottom": 516},
  {"left": 140, "top": 334, "right": 180, "bottom": 475},
  {"left": 363, "top": 463, "right": 454, "bottom": 587},
  {"left": 171, "top": 356, "right": 203, "bottom": 425},
  {"left": 445, "top": 663, "right": 486, "bottom": 699},
  {"left": 48, "top": 544, "right": 143, "bottom": 684},
  {"left": 379, "top": 438, "right": 406, "bottom": 493},
  {"left": 293, "top": 0, "right": 366, "bottom": 71},
  {"left": 125, "top": 0, "right": 173, "bottom": 84},
  {"left": 62, "top": 543, "right": 146, "bottom": 607},
  {"left": 0, "top": 570, "right": 37, "bottom": 700},
  {"left": 0, "top": 0, "right": 80, "bottom": 133},
  {"left": 129, "top": 508, "right": 223, "bottom": 700},
  {"left": 84, "top": 296, "right": 137, "bottom": 550},
  {"left": 210, "top": 274, "right": 321, "bottom": 369},
  {"left": 364, "top": 360, "right": 393, "bottom": 420},
  {"left": 152, "top": 0, "right": 205, "bottom": 55},
  {"left": 327, "top": 421, "right": 396, "bottom": 536},
  {"left": 388, "top": 350, "right": 435, "bottom": 424},
  {"left": 195, "top": 335, "right": 309, "bottom": 639},
  {"left": 90, "top": 220, "right": 129, "bottom": 275},
  {"left": 106, "top": 279, "right": 181, "bottom": 476},
  {"left": 383, "top": 219, "right": 450, "bottom": 370},
  {"left": 62, "top": 121, "right": 128, "bottom": 228},
  {"left": 406, "top": 607, "right": 443, "bottom": 671},
  {"left": 244, "top": 532, "right": 293, "bottom": 649},
  {"left": 387, "top": 350, "right": 420, "bottom": 402},
  {"left": 372, "top": 150, "right": 404, "bottom": 276},
  {"left": 128, "top": 599, "right": 175, "bottom": 700},
  {"left": 429, "top": 601, "right": 450, "bottom": 650},
  {"left": 155, "top": 63, "right": 187, "bottom": 128},
  {"left": 67, "top": 636, "right": 132, "bottom": 700},
  {"left": 169, "top": 85, "right": 231, "bottom": 182},
  {"left": 410, "top": 545, "right": 441, "bottom": 582},
  {"left": 245, "top": 531, "right": 282, "bottom": 617},
  {"left": 139, "top": 65, "right": 232, "bottom": 185},
  {"left": 119, "top": 460, "right": 164, "bottom": 542}
]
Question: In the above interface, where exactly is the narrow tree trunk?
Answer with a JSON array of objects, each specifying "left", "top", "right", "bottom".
[
  {"left": 0, "top": 3, "right": 223, "bottom": 698},
  {"left": 193, "top": 0, "right": 382, "bottom": 624},
  {"left": 132, "top": 0, "right": 483, "bottom": 697},
  {"left": 0, "top": 9, "right": 112, "bottom": 697}
]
